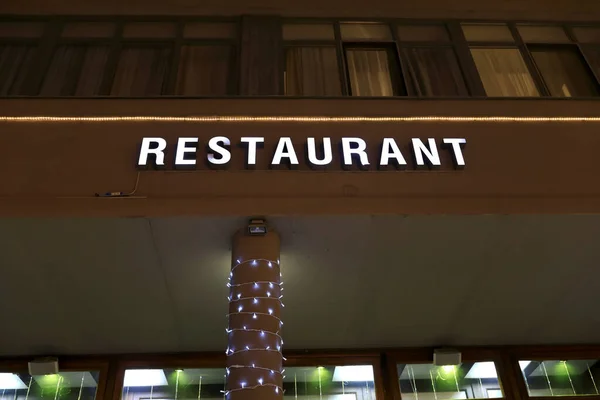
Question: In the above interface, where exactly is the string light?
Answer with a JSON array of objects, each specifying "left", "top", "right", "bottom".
[
  {"left": 221, "top": 383, "right": 284, "bottom": 397},
  {"left": 226, "top": 258, "right": 284, "bottom": 398},
  {"left": 4, "top": 115, "right": 600, "bottom": 123}
]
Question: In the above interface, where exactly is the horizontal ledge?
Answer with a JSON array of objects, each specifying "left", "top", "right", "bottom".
[{"left": 2, "top": 115, "right": 600, "bottom": 123}]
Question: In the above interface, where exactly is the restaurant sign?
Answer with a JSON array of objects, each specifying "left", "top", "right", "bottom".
[{"left": 137, "top": 136, "right": 466, "bottom": 169}]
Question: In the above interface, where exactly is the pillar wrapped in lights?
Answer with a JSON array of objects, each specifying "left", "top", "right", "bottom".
[{"left": 225, "top": 226, "right": 283, "bottom": 400}]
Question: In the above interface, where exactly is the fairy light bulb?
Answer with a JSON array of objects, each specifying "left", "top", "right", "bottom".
[
  {"left": 253, "top": 298, "right": 258, "bottom": 304},
  {"left": 267, "top": 291, "right": 271, "bottom": 297},
  {"left": 238, "top": 305, "right": 243, "bottom": 312},
  {"left": 258, "top": 378, "right": 263, "bottom": 385},
  {"left": 237, "top": 293, "right": 241, "bottom": 299},
  {"left": 254, "top": 282, "right": 259, "bottom": 288},
  {"left": 268, "top": 308, "right": 273, "bottom": 315},
  {"left": 241, "top": 382, "right": 246, "bottom": 388},
  {"left": 252, "top": 259, "right": 257, "bottom": 266},
  {"left": 253, "top": 313, "right": 257, "bottom": 319}
]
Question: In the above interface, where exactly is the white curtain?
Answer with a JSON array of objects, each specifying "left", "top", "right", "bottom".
[
  {"left": 40, "top": 45, "right": 109, "bottom": 96},
  {"left": 285, "top": 47, "right": 342, "bottom": 96},
  {"left": 346, "top": 49, "right": 394, "bottom": 96},
  {"left": 176, "top": 45, "right": 232, "bottom": 96},
  {"left": 0, "top": 45, "right": 36, "bottom": 95},
  {"left": 470, "top": 48, "right": 539, "bottom": 97},
  {"left": 111, "top": 47, "right": 170, "bottom": 96}
]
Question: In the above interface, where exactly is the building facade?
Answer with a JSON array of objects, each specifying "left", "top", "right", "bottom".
[{"left": 1, "top": 0, "right": 600, "bottom": 400}]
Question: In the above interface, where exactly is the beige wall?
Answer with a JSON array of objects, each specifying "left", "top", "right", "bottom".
[
  {"left": 1, "top": 98, "right": 600, "bottom": 217},
  {"left": 1, "top": 0, "right": 600, "bottom": 21}
]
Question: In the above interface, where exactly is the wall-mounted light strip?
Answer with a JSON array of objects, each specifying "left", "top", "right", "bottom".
[{"left": 2, "top": 116, "right": 600, "bottom": 123}]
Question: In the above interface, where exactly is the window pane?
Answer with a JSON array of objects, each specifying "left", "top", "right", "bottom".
[
  {"left": 121, "top": 368, "right": 226, "bottom": 400},
  {"left": 341, "top": 23, "right": 392, "bottom": 41},
  {"left": 176, "top": 45, "right": 232, "bottom": 95},
  {"left": 123, "top": 23, "right": 175, "bottom": 38},
  {"left": 530, "top": 47, "right": 598, "bottom": 97},
  {"left": 0, "top": 44, "right": 38, "bottom": 95},
  {"left": 0, "top": 22, "right": 43, "bottom": 38},
  {"left": 399, "top": 363, "right": 503, "bottom": 400},
  {"left": 520, "top": 360, "right": 600, "bottom": 397},
  {"left": 0, "top": 371, "right": 100, "bottom": 400},
  {"left": 346, "top": 48, "right": 396, "bottom": 96},
  {"left": 462, "top": 24, "right": 514, "bottom": 42},
  {"left": 62, "top": 22, "right": 115, "bottom": 38},
  {"left": 284, "top": 366, "right": 377, "bottom": 398},
  {"left": 283, "top": 24, "right": 335, "bottom": 40},
  {"left": 517, "top": 25, "right": 570, "bottom": 43},
  {"left": 397, "top": 25, "right": 450, "bottom": 42},
  {"left": 402, "top": 47, "right": 468, "bottom": 96},
  {"left": 470, "top": 48, "right": 539, "bottom": 96},
  {"left": 40, "top": 45, "right": 109, "bottom": 96},
  {"left": 184, "top": 23, "right": 236, "bottom": 39},
  {"left": 572, "top": 27, "right": 600, "bottom": 43},
  {"left": 285, "top": 47, "right": 342, "bottom": 96},
  {"left": 111, "top": 47, "right": 171, "bottom": 96}
]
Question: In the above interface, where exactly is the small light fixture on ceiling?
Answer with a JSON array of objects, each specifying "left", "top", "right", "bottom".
[
  {"left": 433, "top": 348, "right": 462, "bottom": 366},
  {"left": 247, "top": 218, "right": 267, "bottom": 236},
  {"left": 28, "top": 357, "right": 59, "bottom": 376}
]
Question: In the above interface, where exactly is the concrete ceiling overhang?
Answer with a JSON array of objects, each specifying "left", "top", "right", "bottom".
[{"left": 0, "top": 215, "right": 599, "bottom": 356}]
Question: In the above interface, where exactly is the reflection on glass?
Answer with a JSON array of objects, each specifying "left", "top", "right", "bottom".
[
  {"left": 398, "top": 363, "right": 503, "bottom": 400},
  {"left": 520, "top": 360, "right": 600, "bottom": 397},
  {"left": 0, "top": 371, "right": 100, "bottom": 400},
  {"left": 529, "top": 47, "right": 598, "bottom": 97},
  {"left": 121, "top": 369, "right": 226, "bottom": 400},
  {"left": 283, "top": 365, "right": 376, "bottom": 399}
]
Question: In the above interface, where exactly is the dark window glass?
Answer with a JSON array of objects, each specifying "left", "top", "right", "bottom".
[
  {"left": 110, "top": 46, "right": 171, "bottom": 96},
  {"left": 345, "top": 46, "right": 403, "bottom": 96},
  {"left": 0, "top": 371, "right": 100, "bottom": 400},
  {"left": 529, "top": 46, "right": 598, "bottom": 97},
  {"left": 520, "top": 360, "right": 600, "bottom": 397},
  {"left": 399, "top": 363, "right": 504, "bottom": 400},
  {"left": 285, "top": 46, "right": 342, "bottom": 96},
  {"left": 402, "top": 47, "right": 469, "bottom": 96},
  {"left": 0, "top": 44, "right": 38, "bottom": 95},
  {"left": 121, "top": 368, "right": 226, "bottom": 399},
  {"left": 40, "top": 45, "right": 109, "bottom": 96},
  {"left": 176, "top": 45, "right": 232, "bottom": 95}
]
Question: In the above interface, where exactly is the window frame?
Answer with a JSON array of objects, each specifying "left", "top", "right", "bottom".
[{"left": 0, "top": 357, "right": 110, "bottom": 400}]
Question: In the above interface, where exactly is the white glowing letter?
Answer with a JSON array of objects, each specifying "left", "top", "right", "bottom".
[
  {"left": 207, "top": 136, "right": 231, "bottom": 165},
  {"left": 271, "top": 137, "right": 299, "bottom": 165},
  {"left": 307, "top": 137, "right": 333, "bottom": 166},
  {"left": 380, "top": 138, "right": 407, "bottom": 167},
  {"left": 175, "top": 138, "right": 199, "bottom": 166},
  {"left": 138, "top": 137, "right": 167, "bottom": 166},
  {"left": 411, "top": 138, "right": 440, "bottom": 166},
  {"left": 341, "top": 137, "right": 369, "bottom": 166},
  {"left": 241, "top": 137, "right": 265, "bottom": 165},
  {"left": 443, "top": 138, "right": 467, "bottom": 167}
]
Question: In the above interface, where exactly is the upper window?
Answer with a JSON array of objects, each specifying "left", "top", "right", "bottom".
[
  {"left": 517, "top": 25, "right": 599, "bottom": 97},
  {"left": 520, "top": 360, "right": 600, "bottom": 397},
  {"left": 0, "top": 19, "right": 237, "bottom": 97},
  {"left": 397, "top": 24, "right": 469, "bottom": 96},
  {"left": 398, "top": 362, "right": 504, "bottom": 400},
  {"left": 462, "top": 23, "right": 540, "bottom": 97}
]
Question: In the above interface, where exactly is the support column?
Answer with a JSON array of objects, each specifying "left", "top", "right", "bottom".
[{"left": 226, "top": 225, "right": 283, "bottom": 400}]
